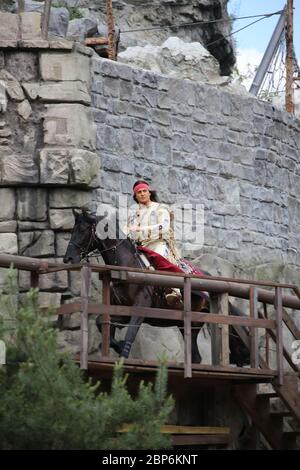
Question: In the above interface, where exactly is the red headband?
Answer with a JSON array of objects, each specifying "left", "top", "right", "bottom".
[{"left": 133, "top": 183, "right": 150, "bottom": 194}]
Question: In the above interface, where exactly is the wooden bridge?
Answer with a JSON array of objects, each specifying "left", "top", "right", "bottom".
[{"left": 0, "top": 253, "right": 300, "bottom": 449}]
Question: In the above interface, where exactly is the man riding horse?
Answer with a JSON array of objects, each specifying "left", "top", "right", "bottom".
[{"left": 63, "top": 188, "right": 250, "bottom": 366}]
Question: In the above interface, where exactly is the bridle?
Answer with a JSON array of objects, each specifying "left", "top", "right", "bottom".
[{"left": 71, "top": 219, "right": 129, "bottom": 264}]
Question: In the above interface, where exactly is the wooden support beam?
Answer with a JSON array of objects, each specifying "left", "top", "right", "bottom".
[
  {"left": 42, "top": 0, "right": 52, "bottom": 40},
  {"left": 80, "top": 266, "right": 91, "bottom": 370},
  {"left": 250, "top": 287, "right": 259, "bottom": 368},
  {"left": 220, "top": 293, "right": 229, "bottom": 366},
  {"left": 184, "top": 277, "right": 192, "bottom": 378},
  {"left": 275, "top": 287, "right": 284, "bottom": 385},
  {"left": 264, "top": 303, "right": 270, "bottom": 367},
  {"left": 101, "top": 273, "right": 111, "bottom": 357}
]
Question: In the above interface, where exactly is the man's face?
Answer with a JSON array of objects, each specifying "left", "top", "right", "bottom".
[{"left": 135, "top": 188, "right": 151, "bottom": 205}]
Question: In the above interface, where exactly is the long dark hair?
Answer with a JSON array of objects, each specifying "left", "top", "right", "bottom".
[{"left": 132, "top": 180, "right": 159, "bottom": 203}]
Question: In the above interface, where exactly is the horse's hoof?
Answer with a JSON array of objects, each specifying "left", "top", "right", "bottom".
[
  {"left": 120, "top": 341, "right": 131, "bottom": 358},
  {"left": 113, "top": 340, "right": 125, "bottom": 356}
]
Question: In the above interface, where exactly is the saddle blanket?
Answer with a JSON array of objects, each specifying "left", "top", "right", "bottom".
[{"left": 137, "top": 246, "right": 209, "bottom": 299}]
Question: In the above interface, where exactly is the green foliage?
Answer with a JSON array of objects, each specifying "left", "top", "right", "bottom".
[
  {"left": 0, "top": 269, "right": 174, "bottom": 450},
  {"left": 53, "top": 2, "right": 83, "bottom": 20}
]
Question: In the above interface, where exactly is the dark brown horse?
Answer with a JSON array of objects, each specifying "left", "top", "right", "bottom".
[{"left": 64, "top": 210, "right": 249, "bottom": 365}]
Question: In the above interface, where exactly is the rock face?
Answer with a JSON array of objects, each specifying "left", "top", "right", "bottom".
[
  {"left": 82, "top": 0, "right": 235, "bottom": 74},
  {"left": 1, "top": 1, "right": 235, "bottom": 74}
]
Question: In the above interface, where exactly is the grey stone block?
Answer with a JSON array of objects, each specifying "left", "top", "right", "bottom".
[
  {"left": 19, "top": 230, "right": 55, "bottom": 257},
  {"left": 49, "top": 189, "right": 91, "bottom": 209},
  {"left": 103, "top": 76, "right": 120, "bottom": 98},
  {"left": 0, "top": 233, "right": 17, "bottom": 254},
  {"left": 23, "top": 81, "right": 91, "bottom": 105},
  {"left": 43, "top": 104, "right": 96, "bottom": 150},
  {"left": 17, "top": 188, "right": 47, "bottom": 221},
  {"left": 0, "top": 188, "right": 15, "bottom": 221}
]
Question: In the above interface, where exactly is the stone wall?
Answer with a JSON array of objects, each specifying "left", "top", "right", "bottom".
[
  {"left": 0, "top": 12, "right": 100, "bottom": 318},
  {"left": 92, "top": 57, "right": 300, "bottom": 280},
  {"left": 1, "top": 11, "right": 300, "bottom": 358}
]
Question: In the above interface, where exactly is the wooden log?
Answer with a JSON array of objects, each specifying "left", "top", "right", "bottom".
[
  {"left": 0, "top": 254, "right": 51, "bottom": 271},
  {"left": 124, "top": 271, "right": 300, "bottom": 310}
]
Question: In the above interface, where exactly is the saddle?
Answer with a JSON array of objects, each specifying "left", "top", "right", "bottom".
[{"left": 136, "top": 245, "right": 209, "bottom": 310}]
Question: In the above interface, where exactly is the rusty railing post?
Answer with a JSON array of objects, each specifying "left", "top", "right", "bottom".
[{"left": 106, "top": 0, "right": 116, "bottom": 60}]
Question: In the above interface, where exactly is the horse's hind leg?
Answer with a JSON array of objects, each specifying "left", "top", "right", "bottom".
[{"left": 95, "top": 315, "right": 125, "bottom": 355}]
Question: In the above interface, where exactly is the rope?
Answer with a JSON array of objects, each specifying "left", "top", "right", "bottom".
[{"left": 120, "top": 11, "right": 284, "bottom": 34}]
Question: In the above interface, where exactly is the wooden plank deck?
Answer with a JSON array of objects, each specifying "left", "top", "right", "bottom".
[{"left": 81, "top": 357, "right": 276, "bottom": 383}]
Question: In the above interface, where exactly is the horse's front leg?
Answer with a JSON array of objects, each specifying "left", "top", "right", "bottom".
[
  {"left": 120, "top": 287, "right": 152, "bottom": 359},
  {"left": 120, "top": 315, "right": 144, "bottom": 358}
]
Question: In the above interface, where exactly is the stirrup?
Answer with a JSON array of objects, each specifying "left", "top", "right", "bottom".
[{"left": 165, "top": 291, "right": 183, "bottom": 308}]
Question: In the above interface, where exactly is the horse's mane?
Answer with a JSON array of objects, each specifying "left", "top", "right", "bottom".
[{"left": 86, "top": 209, "right": 138, "bottom": 256}]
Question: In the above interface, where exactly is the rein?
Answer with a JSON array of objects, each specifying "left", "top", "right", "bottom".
[{"left": 79, "top": 223, "right": 128, "bottom": 264}]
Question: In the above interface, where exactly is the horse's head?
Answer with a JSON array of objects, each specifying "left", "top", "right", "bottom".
[{"left": 63, "top": 209, "right": 98, "bottom": 264}]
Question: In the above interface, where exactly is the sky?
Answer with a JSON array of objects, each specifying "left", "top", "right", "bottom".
[{"left": 228, "top": 1, "right": 299, "bottom": 88}]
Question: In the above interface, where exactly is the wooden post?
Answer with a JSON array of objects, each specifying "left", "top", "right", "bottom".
[
  {"left": 106, "top": 0, "right": 116, "bottom": 60},
  {"left": 210, "top": 293, "right": 221, "bottom": 365},
  {"left": 249, "top": 287, "right": 259, "bottom": 368},
  {"left": 42, "top": 0, "right": 52, "bottom": 40},
  {"left": 285, "top": 0, "right": 295, "bottom": 113},
  {"left": 220, "top": 293, "right": 229, "bottom": 366},
  {"left": 275, "top": 287, "right": 284, "bottom": 385},
  {"left": 101, "top": 273, "right": 111, "bottom": 357},
  {"left": 80, "top": 266, "right": 91, "bottom": 370},
  {"left": 263, "top": 303, "right": 270, "bottom": 367},
  {"left": 18, "top": 0, "right": 25, "bottom": 13},
  {"left": 183, "top": 277, "right": 192, "bottom": 378}
]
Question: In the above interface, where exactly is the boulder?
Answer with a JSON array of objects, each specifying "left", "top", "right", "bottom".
[
  {"left": 119, "top": 36, "right": 249, "bottom": 95},
  {"left": 67, "top": 17, "right": 98, "bottom": 41}
]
